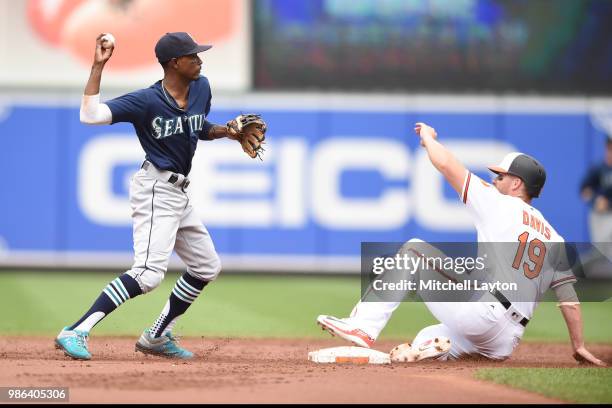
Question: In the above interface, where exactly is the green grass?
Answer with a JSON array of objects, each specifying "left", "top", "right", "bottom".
[
  {"left": 0, "top": 271, "right": 610, "bottom": 343},
  {"left": 475, "top": 368, "right": 612, "bottom": 403}
]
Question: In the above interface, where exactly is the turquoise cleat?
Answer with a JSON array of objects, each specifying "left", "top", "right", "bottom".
[
  {"left": 135, "top": 329, "right": 194, "bottom": 359},
  {"left": 55, "top": 327, "right": 92, "bottom": 360}
]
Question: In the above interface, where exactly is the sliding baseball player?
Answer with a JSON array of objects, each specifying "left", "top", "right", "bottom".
[{"left": 317, "top": 122, "right": 606, "bottom": 366}]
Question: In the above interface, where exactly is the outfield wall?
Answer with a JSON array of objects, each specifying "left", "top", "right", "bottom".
[{"left": 1, "top": 93, "right": 610, "bottom": 272}]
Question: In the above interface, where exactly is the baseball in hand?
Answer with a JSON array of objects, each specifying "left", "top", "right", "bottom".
[{"left": 101, "top": 33, "right": 116, "bottom": 49}]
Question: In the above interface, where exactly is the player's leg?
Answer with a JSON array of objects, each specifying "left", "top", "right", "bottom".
[
  {"left": 125, "top": 175, "right": 187, "bottom": 295},
  {"left": 390, "top": 323, "right": 476, "bottom": 362},
  {"left": 149, "top": 204, "right": 221, "bottom": 338},
  {"left": 451, "top": 299, "right": 524, "bottom": 360},
  {"left": 56, "top": 171, "right": 182, "bottom": 360},
  {"left": 393, "top": 304, "right": 522, "bottom": 362},
  {"left": 136, "top": 201, "right": 221, "bottom": 359},
  {"left": 318, "top": 238, "right": 436, "bottom": 347},
  {"left": 54, "top": 270, "right": 142, "bottom": 360},
  {"left": 422, "top": 295, "right": 526, "bottom": 361},
  {"left": 316, "top": 304, "right": 385, "bottom": 348},
  {"left": 380, "top": 240, "right": 490, "bottom": 360}
]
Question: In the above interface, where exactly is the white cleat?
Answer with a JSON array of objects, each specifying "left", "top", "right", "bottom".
[
  {"left": 316, "top": 315, "right": 375, "bottom": 348},
  {"left": 389, "top": 336, "right": 451, "bottom": 363}
]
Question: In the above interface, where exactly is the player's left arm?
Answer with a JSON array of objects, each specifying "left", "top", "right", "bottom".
[
  {"left": 556, "top": 284, "right": 607, "bottom": 366},
  {"left": 414, "top": 122, "right": 467, "bottom": 195},
  {"left": 207, "top": 124, "right": 237, "bottom": 140}
]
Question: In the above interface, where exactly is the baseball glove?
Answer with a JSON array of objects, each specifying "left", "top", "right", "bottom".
[{"left": 226, "top": 114, "right": 267, "bottom": 160}]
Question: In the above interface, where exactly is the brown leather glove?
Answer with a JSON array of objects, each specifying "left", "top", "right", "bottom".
[{"left": 226, "top": 114, "right": 267, "bottom": 160}]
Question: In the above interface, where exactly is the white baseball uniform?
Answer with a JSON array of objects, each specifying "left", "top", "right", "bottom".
[{"left": 348, "top": 171, "right": 576, "bottom": 360}]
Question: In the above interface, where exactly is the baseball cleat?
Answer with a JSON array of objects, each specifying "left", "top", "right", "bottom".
[
  {"left": 389, "top": 336, "right": 451, "bottom": 363},
  {"left": 135, "top": 329, "right": 194, "bottom": 359},
  {"left": 55, "top": 327, "right": 92, "bottom": 360},
  {"left": 316, "top": 315, "right": 375, "bottom": 348}
]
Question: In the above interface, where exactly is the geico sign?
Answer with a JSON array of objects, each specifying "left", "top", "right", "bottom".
[{"left": 78, "top": 135, "right": 514, "bottom": 230}]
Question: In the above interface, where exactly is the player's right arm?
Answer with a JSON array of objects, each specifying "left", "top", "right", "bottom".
[
  {"left": 558, "top": 300, "right": 606, "bottom": 367},
  {"left": 414, "top": 122, "right": 467, "bottom": 195},
  {"left": 80, "top": 34, "right": 114, "bottom": 125},
  {"left": 415, "top": 122, "right": 506, "bottom": 224},
  {"left": 552, "top": 276, "right": 606, "bottom": 366}
]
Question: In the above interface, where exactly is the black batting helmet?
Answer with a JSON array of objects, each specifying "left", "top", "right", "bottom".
[{"left": 488, "top": 152, "right": 547, "bottom": 198}]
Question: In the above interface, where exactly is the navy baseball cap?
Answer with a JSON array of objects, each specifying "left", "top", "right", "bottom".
[{"left": 155, "top": 32, "right": 212, "bottom": 63}]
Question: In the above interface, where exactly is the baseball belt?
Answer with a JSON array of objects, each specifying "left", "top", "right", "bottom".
[
  {"left": 490, "top": 289, "right": 529, "bottom": 327},
  {"left": 141, "top": 160, "right": 190, "bottom": 189}
]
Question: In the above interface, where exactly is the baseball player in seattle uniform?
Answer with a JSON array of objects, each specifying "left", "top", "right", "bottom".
[
  {"left": 54, "top": 32, "right": 257, "bottom": 360},
  {"left": 317, "top": 122, "right": 606, "bottom": 366}
]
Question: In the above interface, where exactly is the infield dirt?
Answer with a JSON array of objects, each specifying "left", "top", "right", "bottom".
[{"left": 1, "top": 336, "right": 610, "bottom": 404}]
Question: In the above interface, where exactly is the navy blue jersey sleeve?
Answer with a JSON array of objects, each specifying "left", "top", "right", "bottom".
[
  {"left": 199, "top": 120, "right": 215, "bottom": 140},
  {"left": 204, "top": 81, "right": 212, "bottom": 116},
  {"left": 198, "top": 79, "right": 214, "bottom": 140},
  {"left": 106, "top": 89, "right": 149, "bottom": 124}
]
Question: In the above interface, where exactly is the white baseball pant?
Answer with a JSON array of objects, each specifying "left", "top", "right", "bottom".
[{"left": 124, "top": 165, "right": 221, "bottom": 293}]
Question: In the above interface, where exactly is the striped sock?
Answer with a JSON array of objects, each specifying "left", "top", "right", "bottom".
[
  {"left": 69, "top": 274, "right": 142, "bottom": 333},
  {"left": 150, "top": 273, "right": 208, "bottom": 338}
]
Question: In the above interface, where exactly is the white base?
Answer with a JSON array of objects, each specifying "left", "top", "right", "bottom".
[{"left": 308, "top": 346, "right": 390, "bottom": 365}]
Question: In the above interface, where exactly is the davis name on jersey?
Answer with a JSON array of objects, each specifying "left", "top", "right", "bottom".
[{"left": 522, "top": 210, "right": 552, "bottom": 240}]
